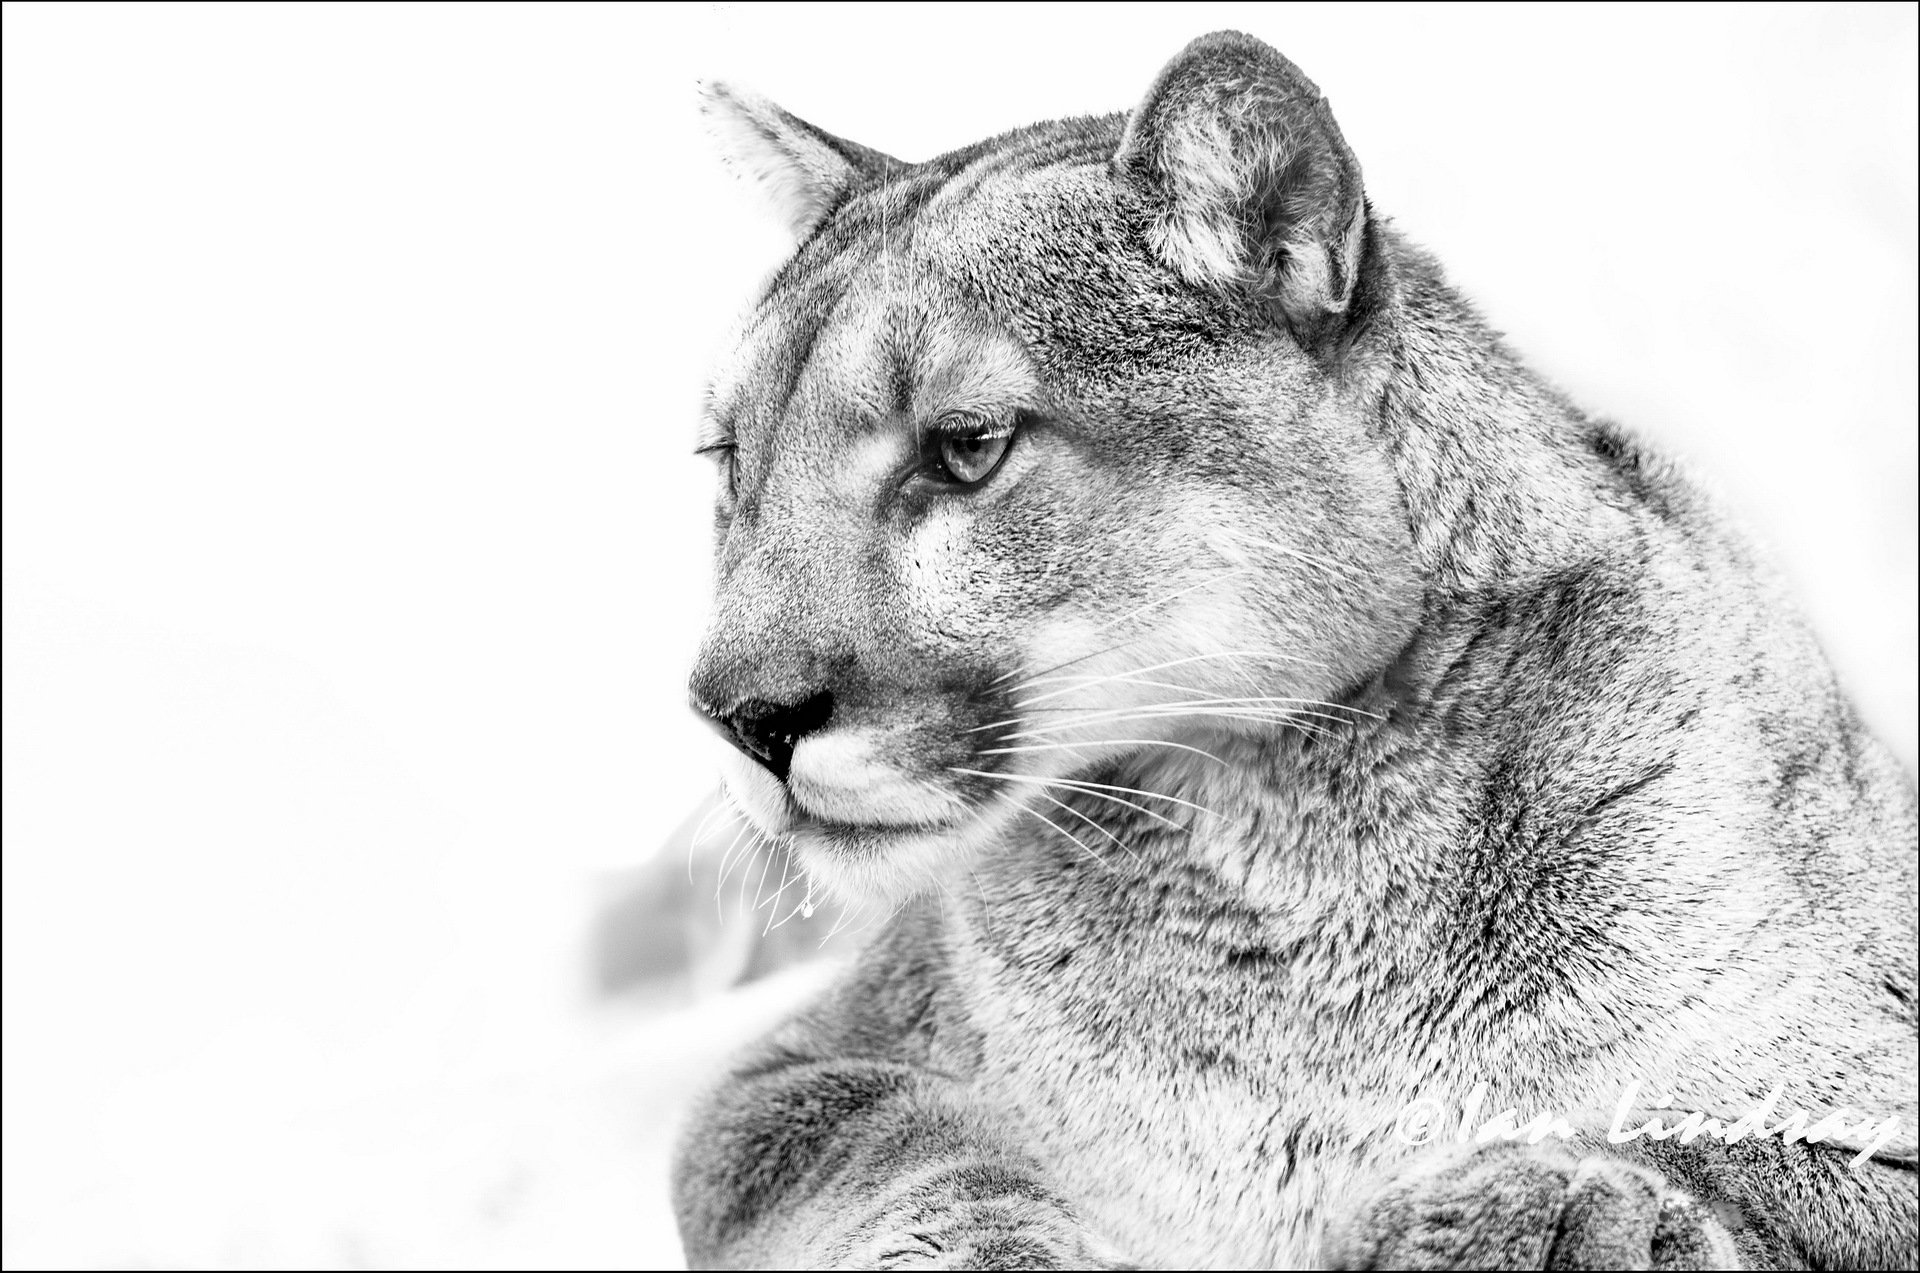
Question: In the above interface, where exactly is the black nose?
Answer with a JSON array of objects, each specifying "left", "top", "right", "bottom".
[{"left": 696, "top": 689, "right": 835, "bottom": 782}]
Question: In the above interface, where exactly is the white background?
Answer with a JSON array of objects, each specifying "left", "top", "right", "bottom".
[{"left": 3, "top": 2, "right": 1914, "bottom": 1268}]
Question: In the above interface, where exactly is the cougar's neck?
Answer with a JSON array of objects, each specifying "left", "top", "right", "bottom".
[
  {"left": 1103, "top": 245, "right": 1638, "bottom": 926},
  {"left": 1357, "top": 233, "right": 1628, "bottom": 597},
  {"left": 982, "top": 239, "right": 1638, "bottom": 937}
]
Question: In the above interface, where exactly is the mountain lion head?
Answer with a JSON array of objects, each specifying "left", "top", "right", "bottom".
[{"left": 690, "top": 33, "right": 1423, "bottom": 903}]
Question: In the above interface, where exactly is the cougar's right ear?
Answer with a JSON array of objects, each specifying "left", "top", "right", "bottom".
[
  {"left": 697, "top": 82, "right": 903, "bottom": 239},
  {"left": 1116, "top": 32, "right": 1378, "bottom": 351}
]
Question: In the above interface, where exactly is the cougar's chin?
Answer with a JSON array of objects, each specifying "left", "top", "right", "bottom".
[
  {"left": 783, "top": 819, "right": 978, "bottom": 906},
  {"left": 718, "top": 741, "right": 1000, "bottom": 906},
  {"left": 785, "top": 730, "right": 970, "bottom": 830}
]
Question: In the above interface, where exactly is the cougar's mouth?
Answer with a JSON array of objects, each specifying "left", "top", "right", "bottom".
[
  {"left": 723, "top": 736, "right": 975, "bottom": 838},
  {"left": 715, "top": 734, "right": 1019, "bottom": 903},
  {"left": 781, "top": 729, "right": 969, "bottom": 827}
]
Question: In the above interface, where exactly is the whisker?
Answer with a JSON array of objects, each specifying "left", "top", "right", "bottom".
[
  {"left": 976, "top": 736, "right": 1230, "bottom": 767},
  {"left": 1009, "top": 689, "right": 1379, "bottom": 722},
  {"left": 1036, "top": 775, "right": 1182, "bottom": 825},
  {"left": 988, "top": 634, "right": 1148, "bottom": 691},
  {"left": 695, "top": 792, "right": 736, "bottom": 839},
  {"left": 999, "top": 711, "right": 1338, "bottom": 745},
  {"left": 712, "top": 821, "right": 751, "bottom": 888},
  {"left": 982, "top": 646, "right": 1336, "bottom": 741},
  {"left": 734, "top": 835, "right": 759, "bottom": 916},
  {"left": 949, "top": 766, "right": 1206, "bottom": 825},
  {"left": 1001, "top": 706, "right": 1339, "bottom": 736},
  {"left": 718, "top": 813, "right": 765, "bottom": 878},
  {"left": 1021, "top": 656, "right": 1336, "bottom": 698},
  {"left": 823, "top": 894, "right": 865, "bottom": 944},
  {"left": 1037, "top": 790, "right": 1142, "bottom": 865},
  {"left": 964, "top": 864, "right": 993, "bottom": 912},
  {"left": 1040, "top": 778, "right": 1195, "bottom": 826},
  {"left": 759, "top": 843, "right": 796, "bottom": 934},
  {"left": 991, "top": 564, "right": 1313, "bottom": 692},
  {"left": 1010, "top": 649, "right": 1284, "bottom": 700},
  {"left": 1013, "top": 801, "right": 1122, "bottom": 877},
  {"left": 689, "top": 796, "right": 735, "bottom": 882},
  {"left": 766, "top": 873, "right": 816, "bottom": 931},
  {"left": 983, "top": 564, "right": 1251, "bottom": 691},
  {"left": 985, "top": 566, "right": 1256, "bottom": 691},
  {"left": 1001, "top": 700, "right": 1366, "bottom": 739},
  {"left": 747, "top": 833, "right": 780, "bottom": 915},
  {"left": 714, "top": 819, "right": 761, "bottom": 919},
  {"left": 1270, "top": 541, "right": 1376, "bottom": 582},
  {"left": 1086, "top": 565, "right": 1255, "bottom": 638},
  {"left": 877, "top": 896, "right": 912, "bottom": 933},
  {"left": 1007, "top": 649, "right": 1324, "bottom": 708},
  {"left": 924, "top": 872, "right": 963, "bottom": 932}
]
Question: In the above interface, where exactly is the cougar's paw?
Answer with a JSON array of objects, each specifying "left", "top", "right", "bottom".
[
  {"left": 1324, "top": 1142, "right": 1741, "bottom": 1271},
  {"left": 837, "top": 1192, "right": 1132, "bottom": 1270},
  {"left": 862, "top": 1229, "right": 1131, "bottom": 1271}
]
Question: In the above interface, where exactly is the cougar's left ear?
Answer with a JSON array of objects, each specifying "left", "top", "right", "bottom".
[
  {"left": 698, "top": 82, "right": 903, "bottom": 238},
  {"left": 1117, "top": 32, "right": 1376, "bottom": 348}
]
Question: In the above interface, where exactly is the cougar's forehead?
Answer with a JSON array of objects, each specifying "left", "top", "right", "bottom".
[
  {"left": 706, "top": 115, "right": 1228, "bottom": 446},
  {"left": 707, "top": 260, "right": 1039, "bottom": 471}
]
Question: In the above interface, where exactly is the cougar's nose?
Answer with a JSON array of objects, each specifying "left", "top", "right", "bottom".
[{"left": 695, "top": 689, "right": 835, "bottom": 783}]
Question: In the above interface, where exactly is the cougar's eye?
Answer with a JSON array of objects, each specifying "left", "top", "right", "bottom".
[
  {"left": 695, "top": 441, "right": 737, "bottom": 499},
  {"left": 925, "top": 420, "right": 1016, "bottom": 488},
  {"left": 938, "top": 433, "right": 1010, "bottom": 484}
]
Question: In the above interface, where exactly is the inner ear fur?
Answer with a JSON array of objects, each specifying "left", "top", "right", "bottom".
[
  {"left": 697, "top": 81, "right": 902, "bottom": 238},
  {"left": 1116, "top": 31, "right": 1378, "bottom": 350}
]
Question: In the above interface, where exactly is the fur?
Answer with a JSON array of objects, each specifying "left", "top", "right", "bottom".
[{"left": 671, "top": 31, "right": 1918, "bottom": 1270}]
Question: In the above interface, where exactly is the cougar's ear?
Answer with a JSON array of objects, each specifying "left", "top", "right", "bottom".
[
  {"left": 1117, "top": 32, "right": 1375, "bottom": 346},
  {"left": 697, "top": 81, "right": 903, "bottom": 238}
]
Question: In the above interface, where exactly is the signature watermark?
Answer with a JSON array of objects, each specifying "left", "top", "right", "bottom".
[{"left": 1392, "top": 1081, "right": 1905, "bottom": 1169}]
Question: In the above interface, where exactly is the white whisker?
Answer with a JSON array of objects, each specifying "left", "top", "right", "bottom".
[
  {"left": 747, "top": 834, "right": 780, "bottom": 915},
  {"left": 1089, "top": 565, "right": 1253, "bottom": 636},
  {"left": 988, "top": 634, "right": 1147, "bottom": 690},
  {"left": 949, "top": 766, "right": 1206, "bottom": 825},
  {"left": 689, "top": 797, "right": 735, "bottom": 885},
  {"left": 986, "top": 565, "right": 1254, "bottom": 691},
  {"left": 1270, "top": 541, "right": 1377, "bottom": 581},
  {"left": 766, "top": 872, "right": 816, "bottom": 931},
  {"left": 1001, "top": 699, "right": 1366, "bottom": 739},
  {"left": 823, "top": 894, "right": 865, "bottom": 944},
  {"left": 759, "top": 844, "right": 795, "bottom": 934},
  {"left": 1037, "top": 790, "right": 1142, "bottom": 865},
  {"left": 714, "top": 819, "right": 760, "bottom": 919},
  {"left": 976, "top": 736, "right": 1229, "bottom": 767},
  {"left": 1000, "top": 711, "right": 1335, "bottom": 744},
  {"left": 1013, "top": 801, "right": 1121, "bottom": 876},
  {"left": 1011, "top": 688, "right": 1377, "bottom": 722},
  {"left": 1007, "top": 649, "right": 1322, "bottom": 708}
]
